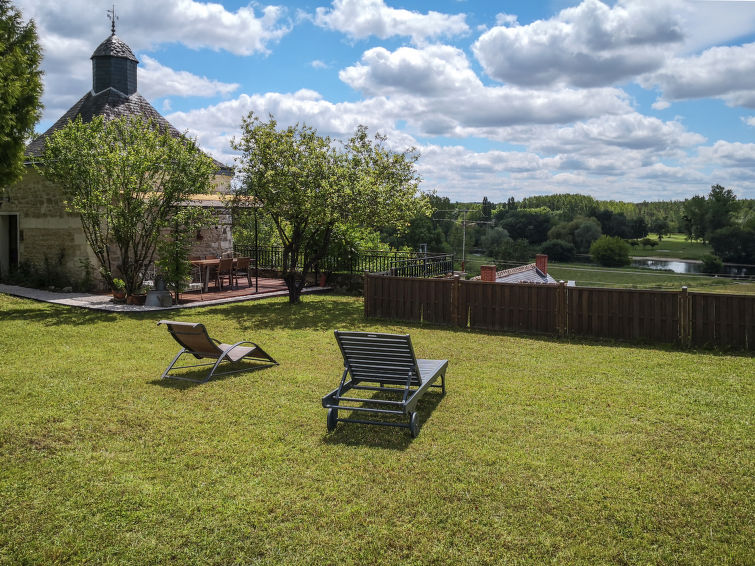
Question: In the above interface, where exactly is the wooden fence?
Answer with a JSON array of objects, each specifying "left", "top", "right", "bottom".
[{"left": 364, "top": 274, "right": 755, "bottom": 350}]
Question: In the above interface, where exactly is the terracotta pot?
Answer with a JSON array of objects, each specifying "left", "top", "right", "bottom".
[
  {"left": 126, "top": 293, "right": 147, "bottom": 305},
  {"left": 112, "top": 290, "right": 126, "bottom": 302}
]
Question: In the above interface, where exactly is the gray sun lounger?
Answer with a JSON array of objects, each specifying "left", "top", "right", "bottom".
[
  {"left": 158, "top": 320, "right": 277, "bottom": 383},
  {"left": 322, "top": 330, "right": 447, "bottom": 437}
]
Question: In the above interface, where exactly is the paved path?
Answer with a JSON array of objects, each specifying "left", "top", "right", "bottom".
[{"left": 0, "top": 284, "right": 330, "bottom": 312}]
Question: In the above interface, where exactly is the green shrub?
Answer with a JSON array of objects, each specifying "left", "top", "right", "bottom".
[
  {"left": 701, "top": 254, "right": 723, "bottom": 274},
  {"left": 590, "top": 236, "right": 631, "bottom": 267}
]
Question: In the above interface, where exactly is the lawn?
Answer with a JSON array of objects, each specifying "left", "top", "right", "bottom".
[
  {"left": 631, "top": 233, "right": 713, "bottom": 260},
  {"left": 1, "top": 293, "right": 753, "bottom": 564}
]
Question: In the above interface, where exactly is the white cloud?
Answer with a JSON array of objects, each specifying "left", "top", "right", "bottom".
[
  {"left": 311, "top": 60, "right": 328, "bottom": 69},
  {"left": 473, "top": 0, "right": 684, "bottom": 87},
  {"left": 139, "top": 56, "right": 239, "bottom": 99},
  {"left": 339, "top": 45, "right": 632, "bottom": 135},
  {"left": 314, "top": 0, "right": 469, "bottom": 43},
  {"left": 640, "top": 43, "right": 755, "bottom": 108},
  {"left": 17, "top": 0, "right": 291, "bottom": 124},
  {"left": 697, "top": 141, "right": 755, "bottom": 168},
  {"left": 17, "top": 0, "right": 292, "bottom": 56},
  {"left": 744, "top": 117, "right": 755, "bottom": 127}
]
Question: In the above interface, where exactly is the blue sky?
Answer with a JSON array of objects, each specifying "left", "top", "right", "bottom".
[{"left": 17, "top": 0, "right": 755, "bottom": 202}]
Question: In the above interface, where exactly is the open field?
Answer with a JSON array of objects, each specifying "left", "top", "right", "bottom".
[
  {"left": 466, "top": 254, "right": 752, "bottom": 292},
  {"left": 1, "top": 293, "right": 753, "bottom": 564},
  {"left": 630, "top": 234, "right": 713, "bottom": 260}
]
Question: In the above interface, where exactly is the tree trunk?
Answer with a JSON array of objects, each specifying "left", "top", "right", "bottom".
[{"left": 284, "top": 272, "right": 301, "bottom": 304}]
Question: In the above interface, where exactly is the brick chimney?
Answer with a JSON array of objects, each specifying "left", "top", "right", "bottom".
[
  {"left": 480, "top": 265, "right": 497, "bottom": 282},
  {"left": 535, "top": 254, "right": 548, "bottom": 275}
]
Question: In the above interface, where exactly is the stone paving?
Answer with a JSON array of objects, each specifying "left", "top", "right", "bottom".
[{"left": 0, "top": 283, "right": 331, "bottom": 312}]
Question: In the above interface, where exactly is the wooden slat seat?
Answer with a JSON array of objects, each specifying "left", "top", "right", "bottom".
[{"left": 322, "top": 330, "right": 448, "bottom": 437}]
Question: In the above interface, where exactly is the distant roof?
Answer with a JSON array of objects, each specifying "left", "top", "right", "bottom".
[
  {"left": 471, "top": 263, "right": 559, "bottom": 284},
  {"left": 91, "top": 34, "right": 138, "bottom": 62}
]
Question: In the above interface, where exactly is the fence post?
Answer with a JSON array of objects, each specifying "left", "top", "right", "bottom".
[
  {"left": 557, "top": 280, "right": 567, "bottom": 337},
  {"left": 364, "top": 271, "right": 370, "bottom": 318},
  {"left": 679, "top": 286, "right": 689, "bottom": 347},
  {"left": 451, "top": 274, "right": 461, "bottom": 327}
]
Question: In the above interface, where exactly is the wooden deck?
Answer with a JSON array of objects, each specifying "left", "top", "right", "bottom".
[{"left": 178, "top": 277, "right": 289, "bottom": 304}]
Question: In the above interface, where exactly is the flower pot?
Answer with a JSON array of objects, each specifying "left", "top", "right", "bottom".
[
  {"left": 112, "top": 290, "right": 126, "bottom": 303},
  {"left": 126, "top": 293, "right": 147, "bottom": 306}
]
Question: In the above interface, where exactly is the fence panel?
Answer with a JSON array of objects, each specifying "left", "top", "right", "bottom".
[
  {"left": 460, "top": 280, "right": 559, "bottom": 333},
  {"left": 567, "top": 287, "right": 680, "bottom": 342},
  {"left": 689, "top": 293, "right": 755, "bottom": 350},
  {"left": 365, "top": 274, "right": 452, "bottom": 324}
]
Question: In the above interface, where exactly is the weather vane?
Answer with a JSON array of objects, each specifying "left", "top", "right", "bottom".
[{"left": 107, "top": 5, "right": 118, "bottom": 35}]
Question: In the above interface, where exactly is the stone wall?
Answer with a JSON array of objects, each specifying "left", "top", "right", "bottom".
[
  {"left": 3, "top": 167, "right": 235, "bottom": 290},
  {"left": 3, "top": 168, "right": 98, "bottom": 287}
]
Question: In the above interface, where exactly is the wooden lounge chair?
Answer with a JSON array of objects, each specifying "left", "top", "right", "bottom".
[
  {"left": 158, "top": 320, "right": 277, "bottom": 383},
  {"left": 322, "top": 331, "right": 447, "bottom": 437}
]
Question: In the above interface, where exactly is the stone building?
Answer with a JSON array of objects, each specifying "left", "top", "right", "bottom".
[{"left": 0, "top": 28, "right": 233, "bottom": 288}]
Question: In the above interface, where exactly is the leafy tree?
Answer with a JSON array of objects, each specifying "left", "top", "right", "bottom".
[
  {"left": 41, "top": 116, "right": 217, "bottom": 295},
  {"left": 573, "top": 219, "right": 602, "bottom": 253},
  {"left": 628, "top": 216, "right": 648, "bottom": 239},
  {"left": 709, "top": 226, "right": 755, "bottom": 264},
  {"left": 0, "top": 0, "right": 43, "bottom": 188},
  {"left": 706, "top": 184, "right": 738, "bottom": 235},
  {"left": 649, "top": 217, "right": 670, "bottom": 240},
  {"left": 590, "top": 236, "right": 631, "bottom": 267},
  {"left": 494, "top": 238, "right": 532, "bottom": 263},
  {"left": 540, "top": 239, "right": 576, "bottom": 262},
  {"left": 232, "top": 113, "right": 427, "bottom": 303},
  {"left": 497, "top": 207, "right": 552, "bottom": 244},
  {"left": 681, "top": 195, "right": 708, "bottom": 241},
  {"left": 481, "top": 196, "right": 492, "bottom": 221},
  {"left": 480, "top": 227, "right": 510, "bottom": 257},
  {"left": 157, "top": 206, "right": 213, "bottom": 304},
  {"left": 700, "top": 254, "right": 723, "bottom": 274}
]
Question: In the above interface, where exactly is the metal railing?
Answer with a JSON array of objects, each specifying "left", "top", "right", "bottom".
[{"left": 233, "top": 245, "right": 454, "bottom": 278}]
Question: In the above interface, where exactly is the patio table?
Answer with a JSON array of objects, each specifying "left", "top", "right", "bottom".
[{"left": 190, "top": 258, "right": 254, "bottom": 293}]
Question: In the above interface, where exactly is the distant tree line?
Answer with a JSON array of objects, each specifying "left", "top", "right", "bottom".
[{"left": 376, "top": 188, "right": 755, "bottom": 268}]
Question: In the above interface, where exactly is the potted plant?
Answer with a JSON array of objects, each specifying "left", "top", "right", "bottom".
[
  {"left": 111, "top": 278, "right": 126, "bottom": 302},
  {"left": 126, "top": 285, "right": 148, "bottom": 305}
]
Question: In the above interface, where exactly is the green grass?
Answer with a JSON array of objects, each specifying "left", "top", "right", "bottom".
[
  {"left": 629, "top": 233, "right": 713, "bottom": 260},
  {"left": 547, "top": 263, "right": 751, "bottom": 292},
  {"left": 1, "top": 293, "right": 753, "bottom": 564}
]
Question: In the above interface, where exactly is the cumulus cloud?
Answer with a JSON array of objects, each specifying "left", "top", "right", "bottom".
[
  {"left": 744, "top": 117, "right": 755, "bottom": 128},
  {"left": 339, "top": 44, "right": 632, "bottom": 135},
  {"left": 314, "top": 0, "right": 468, "bottom": 43},
  {"left": 139, "top": 56, "right": 239, "bottom": 99},
  {"left": 697, "top": 141, "right": 755, "bottom": 168},
  {"left": 17, "top": 0, "right": 291, "bottom": 56},
  {"left": 17, "top": 0, "right": 291, "bottom": 123},
  {"left": 473, "top": 0, "right": 683, "bottom": 87},
  {"left": 640, "top": 43, "right": 755, "bottom": 108}
]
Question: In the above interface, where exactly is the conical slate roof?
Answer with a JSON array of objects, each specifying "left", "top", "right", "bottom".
[
  {"left": 91, "top": 33, "right": 138, "bottom": 62},
  {"left": 26, "top": 32, "right": 231, "bottom": 174}
]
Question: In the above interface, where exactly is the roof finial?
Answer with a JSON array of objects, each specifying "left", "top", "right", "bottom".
[{"left": 107, "top": 5, "right": 118, "bottom": 35}]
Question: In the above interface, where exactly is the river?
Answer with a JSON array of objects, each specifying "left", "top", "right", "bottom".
[{"left": 631, "top": 258, "right": 753, "bottom": 276}]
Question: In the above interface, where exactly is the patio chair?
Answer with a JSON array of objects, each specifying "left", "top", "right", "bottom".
[
  {"left": 216, "top": 257, "right": 234, "bottom": 289},
  {"left": 234, "top": 257, "right": 252, "bottom": 288},
  {"left": 322, "top": 331, "right": 447, "bottom": 437},
  {"left": 158, "top": 320, "right": 278, "bottom": 383}
]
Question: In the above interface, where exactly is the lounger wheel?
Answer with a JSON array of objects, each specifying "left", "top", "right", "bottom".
[
  {"left": 409, "top": 412, "right": 419, "bottom": 438},
  {"left": 327, "top": 408, "right": 338, "bottom": 432}
]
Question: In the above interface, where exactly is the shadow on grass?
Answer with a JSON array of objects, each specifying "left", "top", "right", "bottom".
[
  {"left": 0, "top": 302, "right": 121, "bottom": 326},
  {"left": 147, "top": 362, "right": 278, "bottom": 389},
  {"left": 208, "top": 297, "right": 367, "bottom": 333},
  {"left": 322, "top": 390, "right": 445, "bottom": 450}
]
